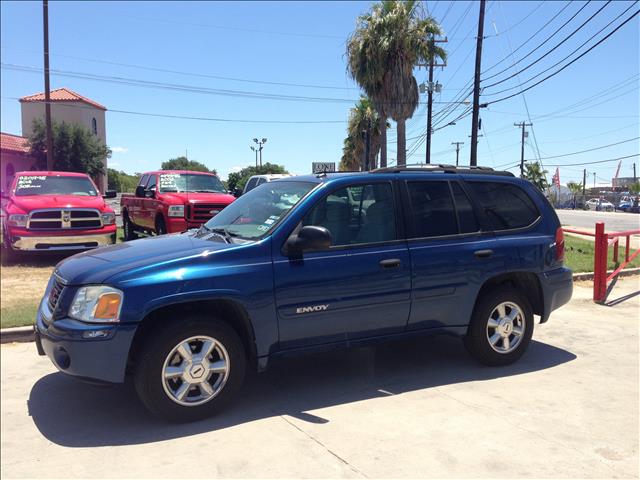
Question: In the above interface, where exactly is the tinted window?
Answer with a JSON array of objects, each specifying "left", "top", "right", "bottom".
[
  {"left": 14, "top": 175, "right": 98, "bottom": 196},
  {"left": 139, "top": 174, "right": 149, "bottom": 187},
  {"left": 407, "top": 181, "right": 458, "bottom": 238},
  {"left": 304, "top": 183, "right": 396, "bottom": 246},
  {"left": 146, "top": 174, "right": 156, "bottom": 190},
  {"left": 451, "top": 183, "right": 479, "bottom": 233},
  {"left": 467, "top": 181, "right": 539, "bottom": 230},
  {"left": 244, "top": 177, "right": 258, "bottom": 192}
]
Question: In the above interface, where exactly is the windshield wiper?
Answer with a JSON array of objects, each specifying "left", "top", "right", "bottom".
[{"left": 208, "top": 227, "right": 237, "bottom": 244}]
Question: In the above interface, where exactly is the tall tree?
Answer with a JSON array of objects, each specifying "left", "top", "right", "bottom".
[
  {"left": 340, "top": 96, "right": 385, "bottom": 171},
  {"left": 347, "top": 0, "right": 445, "bottom": 166},
  {"left": 161, "top": 156, "right": 212, "bottom": 173},
  {"left": 523, "top": 162, "right": 549, "bottom": 191},
  {"left": 28, "top": 119, "right": 110, "bottom": 177}
]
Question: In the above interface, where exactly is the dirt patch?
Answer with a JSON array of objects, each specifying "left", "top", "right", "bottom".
[{"left": 1, "top": 265, "right": 54, "bottom": 310}]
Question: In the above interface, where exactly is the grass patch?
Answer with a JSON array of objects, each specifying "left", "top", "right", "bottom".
[
  {"left": 564, "top": 235, "right": 640, "bottom": 273},
  {"left": 1, "top": 302, "right": 39, "bottom": 329}
]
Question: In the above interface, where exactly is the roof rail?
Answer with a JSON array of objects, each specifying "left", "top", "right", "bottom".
[{"left": 371, "top": 163, "right": 514, "bottom": 177}]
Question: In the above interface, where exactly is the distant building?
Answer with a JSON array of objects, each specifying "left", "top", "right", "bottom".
[
  {"left": 0, "top": 87, "right": 109, "bottom": 192},
  {"left": 0, "top": 133, "right": 37, "bottom": 190}
]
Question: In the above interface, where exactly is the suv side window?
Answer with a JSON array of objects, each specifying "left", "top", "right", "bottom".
[
  {"left": 245, "top": 177, "right": 258, "bottom": 192},
  {"left": 303, "top": 183, "right": 396, "bottom": 247},
  {"left": 467, "top": 181, "right": 539, "bottom": 231},
  {"left": 451, "top": 182, "right": 479, "bottom": 234},
  {"left": 407, "top": 181, "right": 458, "bottom": 238}
]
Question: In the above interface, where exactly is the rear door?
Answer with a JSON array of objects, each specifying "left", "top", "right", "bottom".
[
  {"left": 404, "top": 179, "right": 499, "bottom": 331},
  {"left": 273, "top": 181, "right": 411, "bottom": 349}
]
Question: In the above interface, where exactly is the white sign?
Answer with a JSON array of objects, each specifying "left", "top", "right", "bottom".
[{"left": 312, "top": 162, "right": 336, "bottom": 174}]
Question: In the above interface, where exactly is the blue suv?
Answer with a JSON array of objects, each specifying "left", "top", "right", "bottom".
[{"left": 34, "top": 166, "right": 573, "bottom": 421}]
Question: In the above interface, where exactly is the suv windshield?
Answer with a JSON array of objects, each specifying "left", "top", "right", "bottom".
[
  {"left": 202, "top": 181, "right": 315, "bottom": 240},
  {"left": 159, "top": 173, "right": 225, "bottom": 193},
  {"left": 14, "top": 175, "right": 98, "bottom": 196}
]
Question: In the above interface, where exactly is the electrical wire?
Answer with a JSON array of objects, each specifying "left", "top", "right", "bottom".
[{"left": 525, "top": 137, "right": 640, "bottom": 161}]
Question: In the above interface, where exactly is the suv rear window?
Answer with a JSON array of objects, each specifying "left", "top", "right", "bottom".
[{"left": 467, "top": 181, "right": 539, "bottom": 231}]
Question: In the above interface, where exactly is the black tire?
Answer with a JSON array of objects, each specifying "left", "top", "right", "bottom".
[
  {"left": 155, "top": 215, "right": 167, "bottom": 236},
  {"left": 122, "top": 212, "right": 138, "bottom": 241},
  {"left": 1, "top": 226, "right": 19, "bottom": 264},
  {"left": 134, "top": 315, "right": 246, "bottom": 422},
  {"left": 464, "top": 286, "right": 533, "bottom": 366}
]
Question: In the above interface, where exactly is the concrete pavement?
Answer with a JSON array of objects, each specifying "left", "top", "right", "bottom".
[
  {"left": 557, "top": 209, "right": 640, "bottom": 232},
  {"left": 1, "top": 277, "right": 639, "bottom": 479}
]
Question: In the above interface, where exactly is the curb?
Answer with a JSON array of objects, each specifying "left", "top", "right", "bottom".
[
  {"left": 2, "top": 268, "right": 639, "bottom": 344},
  {"left": 572, "top": 267, "right": 640, "bottom": 281},
  {"left": 1, "top": 326, "right": 34, "bottom": 344}
]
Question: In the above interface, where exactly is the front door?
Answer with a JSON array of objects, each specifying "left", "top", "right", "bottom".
[{"left": 273, "top": 181, "right": 411, "bottom": 349}]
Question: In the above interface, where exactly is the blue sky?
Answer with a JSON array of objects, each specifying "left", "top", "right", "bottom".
[{"left": 1, "top": 0, "right": 638, "bottom": 185}]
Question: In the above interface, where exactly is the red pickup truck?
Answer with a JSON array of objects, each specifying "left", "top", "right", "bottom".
[
  {"left": 1, "top": 171, "right": 117, "bottom": 260},
  {"left": 120, "top": 170, "right": 236, "bottom": 238}
]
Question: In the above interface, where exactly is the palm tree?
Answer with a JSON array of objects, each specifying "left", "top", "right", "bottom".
[
  {"left": 566, "top": 181, "right": 583, "bottom": 209},
  {"left": 347, "top": 0, "right": 446, "bottom": 166},
  {"left": 340, "top": 96, "right": 385, "bottom": 171},
  {"left": 523, "top": 162, "right": 549, "bottom": 191}
]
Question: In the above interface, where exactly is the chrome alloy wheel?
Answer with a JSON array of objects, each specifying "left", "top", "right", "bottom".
[
  {"left": 161, "top": 335, "right": 230, "bottom": 407},
  {"left": 486, "top": 302, "right": 526, "bottom": 354}
]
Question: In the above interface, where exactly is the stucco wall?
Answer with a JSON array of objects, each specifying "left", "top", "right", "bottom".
[{"left": 0, "top": 151, "right": 38, "bottom": 190}]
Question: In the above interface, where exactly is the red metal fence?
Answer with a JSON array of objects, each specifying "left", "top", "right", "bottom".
[{"left": 563, "top": 222, "right": 640, "bottom": 303}]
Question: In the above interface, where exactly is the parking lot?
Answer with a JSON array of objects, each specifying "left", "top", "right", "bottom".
[{"left": 1, "top": 277, "right": 638, "bottom": 479}]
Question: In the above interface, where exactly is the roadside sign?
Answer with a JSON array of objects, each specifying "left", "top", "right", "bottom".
[{"left": 312, "top": 162, "right": 336, "bottom": 174}]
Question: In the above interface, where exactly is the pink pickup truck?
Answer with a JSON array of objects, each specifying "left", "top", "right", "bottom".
[
  {"left": 120, "top": 170, "right": 236, "bottom": 238},
  {"left": 1, "top": 171, "right": 117, "bottom": 260}
]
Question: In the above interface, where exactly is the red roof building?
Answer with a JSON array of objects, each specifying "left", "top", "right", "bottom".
[
  {"left": 1, "top": 133, "right": 37, "bottom": 190},
  {"left": 20, "top": 87, "right": 107, "bottom": 111}
]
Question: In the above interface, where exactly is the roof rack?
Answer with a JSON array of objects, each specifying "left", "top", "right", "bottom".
[{"left": 371, "top": 163, "right": 514, "bottom": 177}]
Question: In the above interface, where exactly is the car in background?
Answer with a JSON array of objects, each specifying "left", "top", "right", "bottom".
[
  {"left": 1, "top": 171, "right": 117, "bottom": 261},
  {"left": 242, "top": 174, "right": 292, "bottom": 195},
  {"left": 120, "top": 170, "right": 236, "bottom": 239},
  {"left": 617, "top": 196, "right": 640, "bottom": 213},
  {"left": 585, "top": 198, "right": 614, "bottom": 211}
]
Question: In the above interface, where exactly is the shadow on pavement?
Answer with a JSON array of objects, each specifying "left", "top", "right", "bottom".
[{"left": 28, "top": 336, "right": 576, "bottom": 448}]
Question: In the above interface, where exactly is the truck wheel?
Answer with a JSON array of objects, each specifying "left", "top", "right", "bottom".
[
  {"left": 134, "top": 315, "right": 246, "bottom": 422},
  {"left": 464, "top": 286, "right": 533, "bottom": 366},
  {"left": 122, "top": 212, "right": 138, "bottom": 241},
  {"left": 1, "top": 227, "right": 19, "bottom": 264},
  {"left": 155, "top": 216, "right": 167, "bottom": 236}
]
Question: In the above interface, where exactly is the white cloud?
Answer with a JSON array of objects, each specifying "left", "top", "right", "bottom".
[{"left": 111, "top": 147, "right": 129, "bottom": 153}]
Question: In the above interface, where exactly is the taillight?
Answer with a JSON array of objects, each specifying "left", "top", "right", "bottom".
[{"left": 555, "top": 227, "right": 565, "bottom": 262}]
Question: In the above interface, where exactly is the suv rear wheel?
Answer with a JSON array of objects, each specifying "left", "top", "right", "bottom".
[
  {"left": 134, "top": 315, "right": 246, "bottom": 422},
  {"left": 464, "top": 286, "right": 533, "bottom": 366}
]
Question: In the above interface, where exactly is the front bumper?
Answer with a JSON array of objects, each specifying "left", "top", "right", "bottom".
[
  {"left": 166, "top": 217, "right": 207, "bottom": 233},
  {"left": 35, "top": 306, "right": 137, "bottom": 383},
  {"left": 539, "top": 267, "right": 573, "bottom": 323},
  {"left": 10, "top": 231, "right": 116, "bottom": 251}
]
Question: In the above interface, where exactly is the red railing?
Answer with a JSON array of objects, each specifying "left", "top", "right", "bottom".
[{"left": 563, "top": 223, "right": 640, "bottom": 303}]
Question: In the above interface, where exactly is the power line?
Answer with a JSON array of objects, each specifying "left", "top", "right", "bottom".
[
  {"left": 487, "top": 8, "right": 640, "bottom": 105},
  {"left": 525, "top": 137, "right": 640, "bottom": 161},
  {"left": 0, "top": 96, "right": 346, "bottom": 124},
  {"left": 544, "top": 154, "right": 639, "bottom": 167}
]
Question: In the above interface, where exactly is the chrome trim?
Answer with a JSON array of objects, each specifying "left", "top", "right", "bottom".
[
  {"left": 27, "top": 208, "right": 103, "bottom": 230},
  {"left": 12, "top": 232, "right": 115, "bottom": 251}
]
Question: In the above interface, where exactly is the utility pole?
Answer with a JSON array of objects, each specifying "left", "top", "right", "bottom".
[
  {"left": 252, "top": 138, "right": 267, "bottom": 167},
  {"left": 42, "top": 0, "right": 54, "bottom": 171},
  {"left": 582, "top": 168, "right": 586, "bottom": 195},
  {"left": 469, "top": 0, "right": 486, "bottom": 167},
  {"left": 514, "top": 121, "right": 532, "bottom": 177},
  {"left": 451, "top": 141, "right": 464, "bottom": 166},
  {"left": 363, "top": 127, "right": 371, "bottom": 171},
  {"left": 249, "top": 146, "right": 258, "bottom": 167},
  {"left": 424, "top": 37, "right": 447, "bottom": 164},
  {"left": 593, "top": 172, "right": 596, "bottom": 188}
]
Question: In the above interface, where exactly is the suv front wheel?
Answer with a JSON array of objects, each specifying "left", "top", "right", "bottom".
[
  {"left": 134, "top": 315, "right": 246, "bottom": 422},
  {"left": 464, "top": 286, "right": 533, "bottom": 366}
]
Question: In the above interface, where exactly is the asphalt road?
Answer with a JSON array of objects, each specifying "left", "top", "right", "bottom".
[
  {"left": 557, "top": 209, "right": 640, "bottom": 232},
  {"left": 1, "top": 278, "right": 639, "bottom": 478}
]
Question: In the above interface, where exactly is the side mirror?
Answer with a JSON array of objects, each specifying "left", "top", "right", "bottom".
[
  {"left": 135, "top": 185, "right": 146, "bottom": 198},
  {"left": 102, "top": 189, "right": 117, "bottom": 199},
  {"left": 233, "top": 187, "right": 243, "bottom": 198},
  {"left": 285, "top": 225, "right": 332, "bottom": 255}
]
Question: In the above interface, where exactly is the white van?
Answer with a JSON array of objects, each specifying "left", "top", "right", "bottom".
[{"left": 243, "top": 174, "right": 292, "bottom": 194}]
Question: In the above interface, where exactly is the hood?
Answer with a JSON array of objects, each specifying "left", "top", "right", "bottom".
[
  {"left": 10, "top": 194, "right": 107, "bottom": 213},
  {"left": 56, "top": 232, "right": 243, "bottom": 285},
  {"left": 159, "top": 192, "right": 236, "bottom": 205}
]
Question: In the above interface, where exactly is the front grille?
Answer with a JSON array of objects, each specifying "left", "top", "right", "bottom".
[
  {"left": 28, "top": 209, "right": 102, "bottom": 230},
  {"left": 47, "top": 277, "right": 65, "bottom": 313},
  {"left": 189, "top": 203, "right": 226, "bottom": 222}
]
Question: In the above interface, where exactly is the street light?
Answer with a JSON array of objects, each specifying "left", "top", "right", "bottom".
[
  {"left": 250, "top": 146, "right": 258, "bottom": 167},
  {"left": 252, "top": 138, "right": 267, "bottom": 167}
]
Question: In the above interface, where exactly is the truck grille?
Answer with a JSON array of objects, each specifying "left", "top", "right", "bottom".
[
  {"left": 188, "top": 203, "right": 226, "bottom": 223},
  {"left": 47, "top": 276, "right": 65, "bottom": 314},
  {"left": 28, "top": 209, "right": 102, "bottom": 230}
]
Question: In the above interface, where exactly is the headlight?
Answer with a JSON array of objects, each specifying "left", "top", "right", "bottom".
[
  {"left": 8, "top": 214, "right": 28, "bottom": 227},
  {"left": 167, "top": 205, "right": 185, "bottom": 217},
  {"left": 101, "top": 212, "right": 116, "bottom": 225},
  {"left": 69, "top": 286, "right": 123, "bottom": 323}
]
